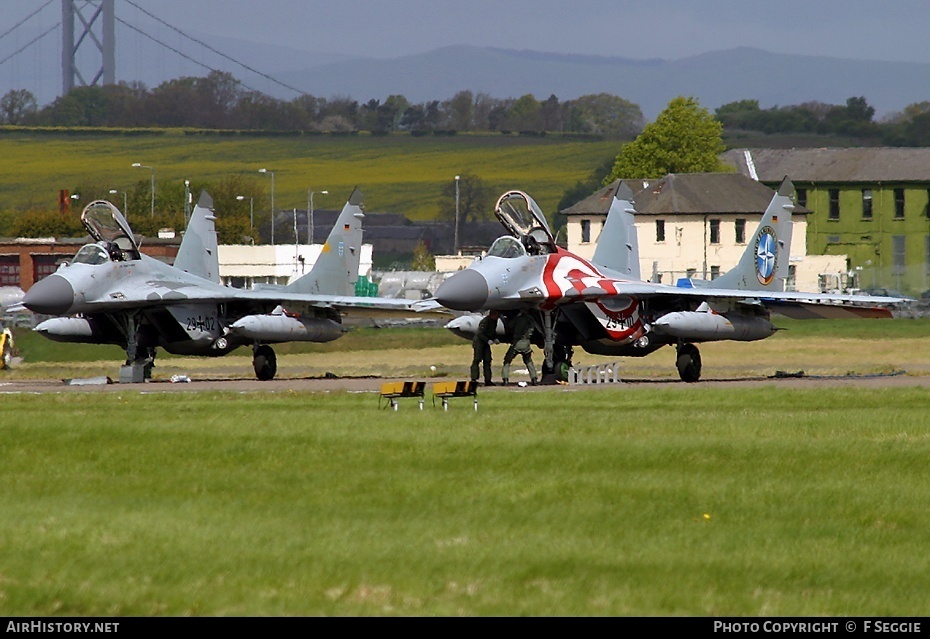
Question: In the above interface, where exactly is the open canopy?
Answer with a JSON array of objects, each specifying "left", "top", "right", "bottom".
[
  {"left": 81, "top": 200, "right": 140, "bottom": 260},
  {"left": 493, "top": 190, "right": 555, "bottom": 254}
]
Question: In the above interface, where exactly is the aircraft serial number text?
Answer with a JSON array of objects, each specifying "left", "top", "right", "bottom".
[{"left": 186, "top": 316, "right": 217, "bottom": 332}]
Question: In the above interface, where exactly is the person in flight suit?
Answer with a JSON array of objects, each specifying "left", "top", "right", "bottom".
[
  {"left": 470, "top": 309, "right": 500, "bottom": 386},
  {"left": 501, "top": 309, "right": 538, "bottom": 386}
]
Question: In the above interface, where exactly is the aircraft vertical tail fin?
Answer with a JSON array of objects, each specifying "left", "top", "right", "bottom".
[
  {"left": 174, "top": 190, "right": 220, "bottom": 283},
  {"left": 592, "top": 183, "right": 640, "bottom": 279},
  {"left": 285, "top": 187, "right": 364, "bottom": 296},
  {"left": 690, "top": 177, "right": 795, "bottom": 292}
]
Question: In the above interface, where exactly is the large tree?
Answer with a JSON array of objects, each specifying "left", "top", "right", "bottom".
[
  {"left": 438, "top": 173, "right": 493, "bottom": 225},
  {"left": 443, "top": 90, "right": 475, "bottom": 131},
  {"left": 0, "top": 89, "right": 37, "bottom": 124},
  {"left": 604, "top": 96, "right": 730, "bottom": 181},
  {"left": 568, "top": 93, "right": 644, "bottom": 138}
]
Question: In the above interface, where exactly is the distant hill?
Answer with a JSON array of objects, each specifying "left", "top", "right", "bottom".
[
  {"left": 278, "top": 45, "right": 930, "bottom": 120},
  {"left": 7, "top": 30, "right": 930, "bottom": 121}
]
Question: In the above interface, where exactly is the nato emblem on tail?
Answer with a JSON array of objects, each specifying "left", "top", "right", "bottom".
[
  {"left": 754, "top": 224, "right": 777, "bottom": 286},
  {"left": 690, "top": 177, "right": 795, "bottom": 292}
]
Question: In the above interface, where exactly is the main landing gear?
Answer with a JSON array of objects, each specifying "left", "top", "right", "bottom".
[
  {"left": 538, "top": 310, "right": 573, "bottom": 384},
  {"left": 676, "top": 342, "right": 702, "bottom": 383},
  {"left": 118, "top": 313, "right": 154, "bottom": 382},
  {"left": 253, "top": 343, "right": 277, "bottom": 381},
  {"left": 540, "top": 344, "right": 573, "bottom": 384}
]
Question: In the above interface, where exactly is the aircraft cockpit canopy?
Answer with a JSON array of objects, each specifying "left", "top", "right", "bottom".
[
  {"left": 81, "top": 200, "right": 140, "bottom": 261},
  {"left": 71, "top": 243, "right": 112, "bottom": 265},
  {"left": 487, "top": 235, "right": 528, "bottom": 259},
  {"left": 494, "top": 190, "right": 556, "bottom": 255}
]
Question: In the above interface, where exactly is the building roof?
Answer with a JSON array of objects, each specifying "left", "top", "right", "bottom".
[
  {"left": 562, "top": 173, "right": 803, "bottom": 217},
  {"left": 561, "top": 179, "right": 649, "bottom": 216},
  {"left": 722, "top": 147, "right": 930, "bottom": 183}
]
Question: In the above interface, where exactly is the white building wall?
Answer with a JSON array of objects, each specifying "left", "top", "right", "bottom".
[
  {"left": 217, "top": 243, "right": 373, "bottom": 288},
  {"left": 435, "top": 254, "right": 480, "bottom": 272},
  {"left": 565, "top": 216, "right": 602, "bottom": 262}
]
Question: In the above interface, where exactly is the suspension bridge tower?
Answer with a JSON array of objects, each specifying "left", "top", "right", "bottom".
[{"left": 61, "top": 0, "right": 115, "bottom": 95}]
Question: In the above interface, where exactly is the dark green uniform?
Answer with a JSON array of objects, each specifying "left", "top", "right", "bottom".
[
  {"left": 502, "top": 311, "right": 538, "bottom": 385},
  {"left": 470, "top": 313, "right": 498, "bottom": 385}
]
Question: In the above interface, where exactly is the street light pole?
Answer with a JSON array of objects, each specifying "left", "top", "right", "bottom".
[
  {"left": 236, "top": 195, "right": 254, "bottom": 240},
  {"left": 132, "top": 162, "right": 155, "bottom": 217},
  {"left": 109, "top": 189, "right": 127, "bottom": 217},
  {"left": 184, "top": 179, "right": 191, "bottom": 226},
  {"left": 293, "top": 208, "right": 299, "bottom": 274},
  {"left": 454, "top": 175, "right": 460, "bottom": 254},
  {"left": 308, "top": 189, "right": 328, "bottom": 245},
  {"left": 259, "top": 168, "right": 275, "bottom": 244}
]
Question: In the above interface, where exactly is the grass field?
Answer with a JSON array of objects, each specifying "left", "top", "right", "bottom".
[
  {"left": 2, "top": 386, "right": 930, "bottom": 616},
  {"left": 0, "top": 130, "right": 620, "bottom": 220},
  {"left": 2, "top": 319, "right": 930, "bottom": 615}
]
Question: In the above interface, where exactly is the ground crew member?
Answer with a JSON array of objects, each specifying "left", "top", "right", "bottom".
[
  {"left": 470, "top": 310, "right": 500, "bottom": 386},
  {"left": 502, "top": 309, "right": 538, "bottom": 386}
]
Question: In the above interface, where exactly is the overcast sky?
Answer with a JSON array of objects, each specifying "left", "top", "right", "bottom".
[{"left": 121, "top": 0, "right": 930, "bottom": 64}]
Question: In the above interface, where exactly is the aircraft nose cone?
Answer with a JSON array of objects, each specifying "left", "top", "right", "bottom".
[
  {"left": 23, "top": 274, "right": 74, "bottom": 315},
  {"left": 435, "top": 269, "right": 489, "bottom": 311}
]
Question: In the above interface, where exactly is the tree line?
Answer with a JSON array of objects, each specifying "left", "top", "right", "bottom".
[
  {"left": 3, "top": 70, "right": 930, "bottom": 145},
  {"left": 0, "top": 71, "right": 644, "bottom": 138}
]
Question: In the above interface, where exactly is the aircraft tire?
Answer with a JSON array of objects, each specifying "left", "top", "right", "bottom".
[
  {"left": 253, "top": 344, "right": 277, "bottom": 381},
  {"left": 676, "top": 343, "right": 701, "bottom": 383}
]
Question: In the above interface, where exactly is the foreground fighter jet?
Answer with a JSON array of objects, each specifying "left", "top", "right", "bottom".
[
  {"left": 435, "top": 180, "right": 908, "bottom": 382},
  {"left": 23, "top": 189, "right": 428, "bottom": 381}
]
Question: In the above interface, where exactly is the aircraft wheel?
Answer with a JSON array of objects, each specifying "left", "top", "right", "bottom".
[
  {"left": 541, "top": 345, "right": 572, "bottom": 381},
  {"left": 676, "top": 343, "right": 701, "bottom": 383},
  {"left": 253, "top": 344, "right": 277, "bottom": 381}
]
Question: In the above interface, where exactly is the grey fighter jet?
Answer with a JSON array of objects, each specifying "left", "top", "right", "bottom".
[
  {"left": 434, "top": 180, "right": 910, "bottom": 382},
  {"left": 23, "top": 188, "right": 430, "bottom": 381}
]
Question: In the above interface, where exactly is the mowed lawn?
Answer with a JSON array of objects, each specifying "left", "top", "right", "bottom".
[
  {"left": 3, "top": 320, "right": 930, "bottom": 616},
  {"left": 2, "top": 383, "right": 930, "bottom": 616}
]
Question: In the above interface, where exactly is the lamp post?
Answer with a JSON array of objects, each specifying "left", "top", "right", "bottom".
[
  {"left": 108, "top": 189, "right": 127, "bottom": 217},
  {"left": 236, "top": 195, "right": 254, "bottom": 239},
  {"left": 132, "top": 162, "right": 155, "bottom": 217},
  {"left": 184, "top": 179, "right": 191, "bottom": 226},
  {"left": 454, "top": 175, "right": 460, "bottom": 254},
  {"left": 293, "top": 208, "right": 300, "bottom": 274},
  {"left": 259, "top": 168, "right": 275, "bottom": 244},
  {"left": 308, "top": 189, "right": 328, "bottom": 245}
]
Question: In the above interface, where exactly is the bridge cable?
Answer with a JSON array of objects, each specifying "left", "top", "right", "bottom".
[
  {"left": 116, "top": 17, "right": 268, "bottom": 95},
  {"left": 123, "top": 0, "right": 304, "bottom": 95},
  {"left": 0, "top": 0, "right": 56, "bottom": 43},
  {"left": 0, "top": 22, "right": 60, "bottom": 68}
]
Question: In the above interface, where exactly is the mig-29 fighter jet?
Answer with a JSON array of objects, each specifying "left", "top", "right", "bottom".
[
  {"left": 23, "top": 188, "right": 429, "bottom": 381},
  {"left": 435, "top": 180, "right": 908, "bottom": 382}
]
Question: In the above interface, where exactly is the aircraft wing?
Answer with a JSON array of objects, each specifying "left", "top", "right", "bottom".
[
  {"left": 62, "top": 278, "right": 447, "bottom": 318},
  {"left": 228, "top": 288, "right": 451, "bottom": 318},
  {"left": 540, "top": 276, "right": 909, "bottom": 319}
]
